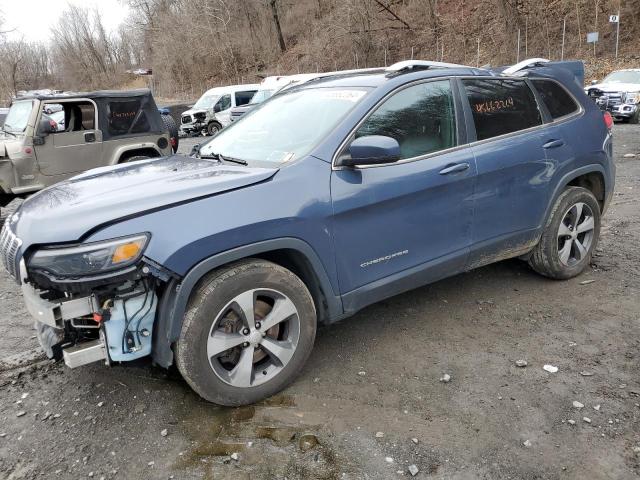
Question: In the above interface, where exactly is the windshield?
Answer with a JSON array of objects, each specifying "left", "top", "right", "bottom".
[
  {"left": 200, "top": 87, "right": 369, "bottom": 165},
  {"left": 249, "top": 89, "right": 275, "bottom": 105},
  {"left": 602, "top": 71, "right": 640, "bottom": 84},
  {"left": 193, "top": 94, "right": 220, "bottom": 110},
  {"left": 4, "top": 100, "right": 33, "bottom": 133}
]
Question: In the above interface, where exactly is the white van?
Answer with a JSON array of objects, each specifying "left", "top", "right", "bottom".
[{"left": 180, "top": 83, "right": 259, "bottom": 136}]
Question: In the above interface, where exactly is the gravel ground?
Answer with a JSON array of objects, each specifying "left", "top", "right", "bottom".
[{"left": 1, "top": 125, "right": 639, "bottom": 479}]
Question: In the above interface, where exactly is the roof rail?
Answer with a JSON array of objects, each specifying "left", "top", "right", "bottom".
[
  {"left": 502, "top": 58, "right": 550, "bottom": 75},
  {"left": 385, "top": 60, "right": 471, "bottom": 73}
]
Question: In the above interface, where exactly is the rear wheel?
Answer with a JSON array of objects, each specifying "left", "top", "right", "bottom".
[
  {"left": 528, "top": 187, "right": 600, "bottom": 279},
  {"left": 176, "top": 260, "right": 317, "bottom": 406},
  {"left": 119, "top": 153, "right": 152, "bottom": 164}
]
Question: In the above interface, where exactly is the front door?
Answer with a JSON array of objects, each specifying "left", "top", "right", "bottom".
[
  {"left": 213, "top": 94, "right": 233, "bottom": 127},
  {"left": 34, "top": 100, "right": 103, "bottom": 176},
  {"left": 330, "top": 79, "right": 477, "bottom": 312}
]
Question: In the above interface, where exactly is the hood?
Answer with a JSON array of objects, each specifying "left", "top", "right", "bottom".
[
  {"left": 586, "top": 82, "right": 640, "bottom": 94},
  {"left": 182, "top": 108, "right": 209, "bottom": 117},
  {"left": 0, "top": 135, "right": 24, "bottom": 158},
  {"left": 13, "top": 155, "right": 278, "bottom": 245}
]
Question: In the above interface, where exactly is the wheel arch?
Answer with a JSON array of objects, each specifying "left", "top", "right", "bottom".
[
  {"left": 543, "top": 165, "right": 608, "bottom": 225},
  {"left": 151, "top": 238, "right": 343, "bottom": 368},
  {"left": 113, "top": 145, "right": 163, "bottom": 164}
]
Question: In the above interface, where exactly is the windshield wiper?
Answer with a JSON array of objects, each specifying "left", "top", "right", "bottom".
[
  {"left": 218, "top": 154, "right": 248, "bottom": 165},
  {"left": 0, "top": 127, "right": 16, "bottom": 137},
  {"left": 198, "top": 153, "right": 248, "bottom": 166}
]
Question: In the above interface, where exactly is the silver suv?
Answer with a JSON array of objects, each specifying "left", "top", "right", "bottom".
[{"left": 0, "top": 89, "right": 177, "bottom": 221}]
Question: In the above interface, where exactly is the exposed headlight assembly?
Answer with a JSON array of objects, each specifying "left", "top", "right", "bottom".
[
  {"left": 625, "top": 92, "right": 640, "bottom": 104},
  {"left": 29, "top": 234, "right": 149, "bottom": 277}
]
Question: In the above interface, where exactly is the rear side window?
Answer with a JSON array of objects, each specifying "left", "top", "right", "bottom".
[
  {"left": 235, "top": 90, "right": 256, "bottom": 107},
  {"left": 531, "top": 79, "right": 579, "bottom": 119},
  {"left": 107, "top": 99, "right": 149, "bottom": 135},
  {"left": 462, "top": 78, "right": 542, "bottom": 141},
  {"left": 355, "top": 79, "right": 456, "bottom": 160}
]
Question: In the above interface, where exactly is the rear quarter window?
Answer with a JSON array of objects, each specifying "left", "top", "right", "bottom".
[
  {"left": 107, "top": 99, "right": 149, "bottom": 135},
  {"left": 531, "top": 79, "right": 579, "bottom": 119},
  {"left": 462, "top": 78, "right": 542, "bottom": 141}
]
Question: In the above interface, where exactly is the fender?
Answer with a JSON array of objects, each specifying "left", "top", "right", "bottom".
[
  {"left": 110, "top": 143, "right": 165, "bottom": 164},
  {"left": 151, "top": 237, "right": 343, "bottom": 368},
  {"left": 541, "top": 163, "right": 609, "bottom": 226}
]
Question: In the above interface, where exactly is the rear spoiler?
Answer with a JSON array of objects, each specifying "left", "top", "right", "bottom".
[{"left": 492, "top": 58, "right": 585, "bottom": 88}]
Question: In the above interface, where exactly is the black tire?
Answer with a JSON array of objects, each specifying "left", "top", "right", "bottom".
[
  {"left": 176, "top": 259, "right": 317, "bottom": 406},
  {"left": 160, "top": 114, "right": 180, "bottom": 153},
  {"left": 528, "top": 187, "right": 601, "bottom": 280},
  {"left": 628, "top": 109, "right": 640, "bottom": 125},
  {"left": 207, "top": 122, "right": 222, "bottom": 136},
  {"left": 0, "top": 197, "right": 24, "bottom": 225}
]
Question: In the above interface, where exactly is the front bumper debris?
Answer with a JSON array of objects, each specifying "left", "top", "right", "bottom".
[
  {"left": 63, "top": 336, "right": 109, "bottom": 368},
  {"left": 22, "top": 281, "right": 97, "bottom": 329}
]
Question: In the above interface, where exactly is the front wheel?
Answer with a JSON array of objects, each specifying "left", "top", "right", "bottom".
[
  {"left": 176, "top": 260, "right": 317, "bottom": 406},
  {"left": 528, "top": 187, "right": 600, "bottom": 279},
  {"left": 207, "top": 122, "right": 221, "bottom": 136},
  {"left": 628, "top": 108, "right": 640, "bottom": 125}
]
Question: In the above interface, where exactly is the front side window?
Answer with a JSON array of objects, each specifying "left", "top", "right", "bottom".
[
  {"left": 3, "top": 100, "right": 33, "bottom": 133},
  {"left": 355, "top": 80, "right": 456, "bottom": 160},
  {"left": 199, "top": 87, "right": 369, "bottom": 166},
  {"left": 462, "top": 78, "right": 542, "bottom": 141},
  {"left": 531, "top": 79, "right": 579, "bottom": 120},
  {"left": 215, "top": 94, "right": 232, "bottom": 112}
]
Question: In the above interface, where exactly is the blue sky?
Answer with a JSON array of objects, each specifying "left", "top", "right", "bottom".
[{"left": 1, "top": 0, "right": 129, "bottom": 43}]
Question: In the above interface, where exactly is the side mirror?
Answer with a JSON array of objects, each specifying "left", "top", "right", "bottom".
[
  {"left": 591, "top": 80, "right": 598, "bottom": 85},
  {"left": 190, "top": 143, "right": 200, "bottom": 157},
  {"left": 338, "top": 135, "right": 401, "bottom": 167},
  {"left": 38, "top": 117, "right": 56, "bottom": 135}
]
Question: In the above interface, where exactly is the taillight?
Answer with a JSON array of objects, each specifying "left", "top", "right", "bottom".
[
  {"left": 170, "top": 137, "right": 177, "bottom": 147},
  {"left": 603, "top": 111, "right": 613, "bottom": 130}
]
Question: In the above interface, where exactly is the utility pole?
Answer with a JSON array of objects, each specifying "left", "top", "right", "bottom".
[
  {"left": 516, "top": 29, "right": 521, "bottom": 62},
  {"left": 561, "top": 17, "right": 566, "bottom": 60},
  {"left": 476, "top": 37, "right": 480, "bottom": 67},
  {"left": 615, "top": 9, "right": 620, "bottom": 58}
]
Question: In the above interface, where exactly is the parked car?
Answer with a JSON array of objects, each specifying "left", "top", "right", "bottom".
[
  {"left": 0, "top": 89, "right": 176, "bottom": 223},
  {"left": 3, "top": 59, "right": 614, "bottom": 406},
  {"left": 585, "top": 68, "right": 640, "bottom": 123},
  {"left": 0, "top": 107, "right": 8, "bottom": 127},
  {"left": 230, "top": 69, "right": 382, "bottom": 122},
  {"left": 43, "top": 103, "right": 63, "bottom": 114},
  {"left": 229, "top": 76, "right": 293, "bottom": 122},
  {"left": 180, "top": 84, "right": 259, "bottom": 136}
]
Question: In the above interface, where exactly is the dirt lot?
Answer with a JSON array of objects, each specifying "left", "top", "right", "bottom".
[{"left": 1, "top": 126, "right": 639, "bottom": 480}]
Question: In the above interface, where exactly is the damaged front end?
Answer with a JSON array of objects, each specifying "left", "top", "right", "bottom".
[{"left": 6, "top": 229, "right": 172, "bottom": 369}]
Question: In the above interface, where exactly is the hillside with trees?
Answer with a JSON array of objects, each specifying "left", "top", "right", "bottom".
[{"left": 1, "top": 0, "right": 640, "bottom": 104}]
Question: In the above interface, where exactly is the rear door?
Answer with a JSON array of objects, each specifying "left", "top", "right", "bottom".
[
  {"left": 34, "top": 100, "right": 103, "bottom": 176},
  {"left": 460, "top": 77, "right": 549, "bottom": 268},
  {"left": 331, "top": 79, "right": 477, "bottom": 310}
]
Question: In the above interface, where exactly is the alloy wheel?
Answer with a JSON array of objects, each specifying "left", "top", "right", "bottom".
[
  {"left": 207, "top": 288, "right": 300, "bottom": 388},
  {"left": 557, "top": 202, "right": 595, "bottom": 266}
]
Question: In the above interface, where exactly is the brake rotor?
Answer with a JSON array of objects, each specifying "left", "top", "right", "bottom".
[{"left": 217, "top": 298, "right": 281, "bottom": 367}]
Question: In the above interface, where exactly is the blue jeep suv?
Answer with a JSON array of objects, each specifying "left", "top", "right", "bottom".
[{"left": 1, "top": 59, "right": 615, "bottom": 406}]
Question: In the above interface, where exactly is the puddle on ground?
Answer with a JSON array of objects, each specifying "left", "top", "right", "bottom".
[{"left": 255, "top": 425, "right": 298, "bottom": 445}]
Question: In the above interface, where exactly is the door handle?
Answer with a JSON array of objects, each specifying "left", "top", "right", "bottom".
[
  {"left": 439, "top": 162, "right": 470, "bottom": 175},
  {"left": 543, "top": 139, "right": 564, "bottom": 149},
  {"left": 84, "top": 132, "right": 96, "bottom": 143}
]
